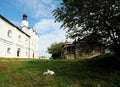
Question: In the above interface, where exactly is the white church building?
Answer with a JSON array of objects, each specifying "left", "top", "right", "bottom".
[{"left": 0, "top": 13, "right": 39, "bottom": 58}]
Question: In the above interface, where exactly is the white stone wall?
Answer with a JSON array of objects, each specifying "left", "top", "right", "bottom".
[
  {"left": 21, "top": 27, "right": 39, "bottom": 58},
  {"left": 0, "top": 15, "right": 39, "bottom": 59}
]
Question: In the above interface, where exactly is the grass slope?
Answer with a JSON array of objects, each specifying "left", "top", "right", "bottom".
[{"left": 0, "top": 54, "right": 120, "bottom": 87}]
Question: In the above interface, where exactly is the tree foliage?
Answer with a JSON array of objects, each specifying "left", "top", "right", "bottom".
[
  {"left": 48, "top": 42, "right": 64, "bottom": 59},
  {"left": 53, "top": 0, "right": 120, "bottom": 57}
]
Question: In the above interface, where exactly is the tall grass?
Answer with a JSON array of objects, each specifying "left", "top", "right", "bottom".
[{"left": 0, "top": 54, "right": 120, "bottom": 87}]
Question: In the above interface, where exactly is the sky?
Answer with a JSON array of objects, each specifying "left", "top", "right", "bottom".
[{"left": 0, "top": 0, "right": 67, "bottom": 57}]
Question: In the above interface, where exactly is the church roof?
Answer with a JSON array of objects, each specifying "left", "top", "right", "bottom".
[{"left": 0, "top": 14, "right": 30, "bottom": 37}]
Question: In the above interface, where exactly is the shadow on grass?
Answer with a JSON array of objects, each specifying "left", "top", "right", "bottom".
[{"left": 87, "top": 53, "right": 120, "bottom": 70}]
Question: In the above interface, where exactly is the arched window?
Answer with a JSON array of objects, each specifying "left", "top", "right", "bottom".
[
  {"left": 25, "top": 39, "right": 28, "bottom": 45},
  {"left": 18, "top": 35, "right": 21, "bottom": 42},
  {"left": 7, "top": 30, "right": 12, "bottom": 38},
  {"left": 7, "top": 48, "right": 11, "bottom": 54}
]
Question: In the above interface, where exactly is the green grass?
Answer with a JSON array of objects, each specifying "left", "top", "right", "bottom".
[{"left": 0, "top": 54, "right": 120, "bottom": 87}]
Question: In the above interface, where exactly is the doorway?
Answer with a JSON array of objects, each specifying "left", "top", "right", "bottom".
[
  {"left": 33, "top": 53, "right": 34, "bottom": 58},
  {"left": 17, "top": 48, "right": 21, "bottom": 57}
]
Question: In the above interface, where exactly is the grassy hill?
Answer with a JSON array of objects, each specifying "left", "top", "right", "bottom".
[{"left": 0, "top": 54, "right": 120, "bottom": 87}]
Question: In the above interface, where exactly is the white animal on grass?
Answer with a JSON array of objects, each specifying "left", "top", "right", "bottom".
[
  {"left": 43, "top": 71, "right": 49, "bottom": 75},
  {"left": 47, "top": 69, "right": 54, "bottom": 75},
  {"left": 43, "top": 69, "right": 55, "bottom": 75}
]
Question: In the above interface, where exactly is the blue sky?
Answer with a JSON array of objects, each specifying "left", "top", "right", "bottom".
[{"left": 0, "top": 0, "right": 67, "bottom": 57}]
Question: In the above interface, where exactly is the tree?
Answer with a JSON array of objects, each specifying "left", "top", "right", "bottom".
[
  {"left": 53, "top": 0, "right": 120, "bottom": 57},
  {"left": 48, "top": 42, "right": 64, "bottom": 59}
]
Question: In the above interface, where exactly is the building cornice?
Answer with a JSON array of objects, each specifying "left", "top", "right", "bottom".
[{"left": 0, "top": 37, "right": 13, "bottom": 45}]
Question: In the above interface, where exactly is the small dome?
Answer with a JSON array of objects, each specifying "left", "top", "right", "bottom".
[
  {"left": 21, "top": 13, "right": 29, "bottom": 27},
  {"left": 23, "top": 13, "right": 27, "bottom": 20}
]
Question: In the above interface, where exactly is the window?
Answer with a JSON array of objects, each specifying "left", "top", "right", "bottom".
[
  {"left": 25, "top": 39, "right": 28, "bottom": 45},
  {"left": 7, "top": 48, "right": 11, "bottom": 54},
  {"left": 18, "top": 35, "right": 21, "bottom": 42},
  {"left": 8, "top": 30, "right": 12, "bottom": 38}
]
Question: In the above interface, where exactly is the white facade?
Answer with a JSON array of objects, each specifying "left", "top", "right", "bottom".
[{"left": 0, "top": 14, "right": 39, "bottom": 58}]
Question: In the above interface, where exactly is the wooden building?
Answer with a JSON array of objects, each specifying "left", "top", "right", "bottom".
[{"left": 63, "top": 33, "right": 107, "bottom": 59}]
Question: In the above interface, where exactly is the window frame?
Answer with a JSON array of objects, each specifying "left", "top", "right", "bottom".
[
  {"left": 7, "top": 30, "right": 12, "bottom": 38},
  {"left": 7, "top": 48, "right": 11, "bottom": 54}
]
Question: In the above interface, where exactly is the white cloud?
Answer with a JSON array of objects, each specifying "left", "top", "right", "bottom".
[
  {"left": 34, "top": 19, "right": 66, "bottom": 57},
  {"left": 15, "top": 0, "right": 59, "bottom": 19}
]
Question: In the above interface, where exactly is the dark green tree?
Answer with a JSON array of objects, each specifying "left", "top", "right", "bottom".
[
  {"left": 48, "top": 42, "right": 64, "bottom": 59},
  {"left": 53, "top": 0, "right": 120, "bottom": 57}
]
